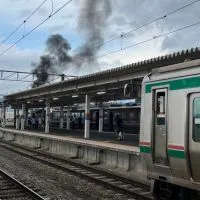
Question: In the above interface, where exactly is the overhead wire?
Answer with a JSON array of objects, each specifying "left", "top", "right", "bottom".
[
  {"left": 51, "top": 0, "right": 72, "bottom": 16},
  {"left": 123, "top": 0, "right": 200, "bottom": 37},
  {"left": 0, "top": 0, "right": 48, "bottom": 45},
  {"left": 0, "top": 0, "right": 73, "bottom": 57},
  {"left": 0, "top": 0, "right": 199, "bottom": 62},
  {"left": 84, "top": 19, "right": 200, "bottom": 63},
  {"left": 50, "top": 0, "right": 54, "bottom": 17},
  {"left": 72, "top": 0, "right": 200, "bottom": 63},
  {"left": 94, "top": 0, "right": 200, "bottom": 48}
]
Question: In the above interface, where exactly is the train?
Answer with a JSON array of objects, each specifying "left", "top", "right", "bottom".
[
  {"left": 0, "top": 102, "right": 141, "bottom": 134},
  {"left": 50, "top": 105, "right": 140, "bottom": 134},
  {"left": 3, "top": 58, "right": 200, "bottom": 199},
  {"left": 140, "top": 59, "right": 200, "bottom": 199}
]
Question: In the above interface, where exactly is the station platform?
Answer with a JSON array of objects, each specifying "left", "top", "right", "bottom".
[
  {"left": 0, "top": 127, "right": 146, "bottom": 184},
  {"left": 0, "top": 127, "right": 139, "bottom": 153},
  {"left": 28, "top": 127, "right": 139, "bottom": 148}
]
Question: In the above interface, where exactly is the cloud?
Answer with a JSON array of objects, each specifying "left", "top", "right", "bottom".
[
  {"left": 0, "top": 43, "right": 41, "bottom": 70},
  {"left": 107, "top": 0, "right": 200, "bottom": 47},
  {"left": 0, "top": 44, "right": 41, "bottom": 94},
  {"left": 0, "top": 0, "right": 78, "bottom": 35},
  {"left": 0, "top": 0, "right": 200, "bottom": 94}
]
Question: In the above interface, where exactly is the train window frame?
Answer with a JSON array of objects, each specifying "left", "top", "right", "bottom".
[
  {"left": 192, "top": 97, "right": 200, "bottom": 142},
  {"left": 156, "top": 91, "right": 166, "bottom": 125}
]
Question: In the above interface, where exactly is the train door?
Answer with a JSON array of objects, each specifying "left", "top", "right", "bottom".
[
  {"left": 153, "top": 88, "right": 168, "bottom": 166},
  {"left": 189, "top": 93, "right": 200, "bottom": 182}
]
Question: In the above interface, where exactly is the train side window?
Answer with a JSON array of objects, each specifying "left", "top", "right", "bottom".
[
  {"left": 156, "top": 92, "right": 166, "bottom": 125},
  {"left": 193, "top": 98, "right": 200, "bottom": 142}
]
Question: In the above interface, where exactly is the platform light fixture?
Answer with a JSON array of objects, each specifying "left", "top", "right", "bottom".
[
  {"left": 38, "top": 99, "right": 43, "bottom": 102},
  {"left": 27, "top": 101, "right": 31, "bottom": 104},
  {"left": 53, "top": 97, "right": 59, "bottom": 100},
  {"left": 72, "top": 94, "right": 79, "bottom": 98},
  {"left": 97, "top": 91, "right": 106, "bottom": 95}
]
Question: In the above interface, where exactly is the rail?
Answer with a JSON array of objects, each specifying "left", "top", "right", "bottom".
[
  {"left": 0, "top": 140, "right": 153, "bottom": 200},
  {"left": 0, "top": 168, "right": 46, "bottom": 199}
]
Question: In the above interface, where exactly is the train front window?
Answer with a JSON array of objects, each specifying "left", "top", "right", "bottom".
[
  {"left": 156, "top": 92, "right": 166, "bottom": 125},
  {"left": 193, "top": 98, "right": 200, "bottom": 142}
]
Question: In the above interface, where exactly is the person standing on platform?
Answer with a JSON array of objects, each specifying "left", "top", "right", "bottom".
[
  {"left": 32, "top": 116, "right": 36, "bottom": 129},
  {"left": 38, "top": 117, "right": 42, "bottom": 129},
  {"left": 72, "top": 115, "right": 75, "bottom": 129},
  {"left": 35, "top": 116, "right": 39, "bottom": 129},
  {"left": 41, "top": 118, "right": 45, "bottom": 129},
  {"left": 115, "top": 115, "right": 124, "bottom": 140},
  {"left": 78, "top": 116, "right": 82, "bottom": 129}
]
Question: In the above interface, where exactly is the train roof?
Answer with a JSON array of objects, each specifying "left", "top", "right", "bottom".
[{"left": 152, "top": 59, "right": 200, "bottom": 75}]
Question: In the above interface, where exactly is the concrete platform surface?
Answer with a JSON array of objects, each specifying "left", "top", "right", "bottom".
[
  {"left": 26, "top": 127, "right": 139, "bottom": 146},
  {"left": 0, "top": 127, "right": 139, "bottom": 154},
  {"left": 0, "top": 127, "right": 147, "bottom": 184}
]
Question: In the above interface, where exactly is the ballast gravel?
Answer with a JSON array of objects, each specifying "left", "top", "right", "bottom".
[{"left": 0, "top": 146, "right": 129, "bottom": 200}]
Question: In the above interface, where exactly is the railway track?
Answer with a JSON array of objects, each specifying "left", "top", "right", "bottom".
[
  {"left": 0, "top": 168, "right": 46, "bottom": 200},
  {"left": 0, "top": 140, "right": 153, "bottom": 200}
]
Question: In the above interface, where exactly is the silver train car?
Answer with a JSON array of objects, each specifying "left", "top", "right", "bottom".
[
  {"left": 140, "top": 59, "right": 200, "bottom": 199},
  {"left": 51, "top": 106, "right": 140, "bottom": 134}
]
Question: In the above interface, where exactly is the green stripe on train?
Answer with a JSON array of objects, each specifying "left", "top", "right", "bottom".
[
  {"left": 140, "top": 146, "right": 152, "bottom": 153},
  {"left": 167, "top": 149, "right": 186, "bottom": 159},
  {"left": 145, "top": 76, "right": 200, "bottom": 93},
  {"left": 140, "top": 146, "right": 186, "bottom": 159}
]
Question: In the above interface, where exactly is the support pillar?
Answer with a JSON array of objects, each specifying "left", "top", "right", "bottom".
[
  {"left": 2, "top": 105, "right": 6, "bottom": 128},
  {"left": 66, "top": 107, "right": 70, "bottom": 130},
  {"left": 99, "top": 104, "right": 103, "bottom": 132},
  {"left": 0, "top": 106, "right": 3, "bottom": 119},
  {"left": 60, "top": 106, "right": 64, "bottom": 129},
  {"left": 21, "top": 103, "right": 25, "bottom": 130},
  {"left": 84, "top": 94, "right": 90, "bottom": 139},
  {"left": 25, "top": 108, "right": 29, "bottom": 127},
  {"left": 14, "top": 109, "right": 16, "bottom": 128},
  {"left": 16, "top": 108, "right": 20, "bottom": 130},
  {"left": 42, "top": 107, "right": 45, "bottom": 128},
  {"left": 45, "top": 99, "right": 50, "bottom": 133}
]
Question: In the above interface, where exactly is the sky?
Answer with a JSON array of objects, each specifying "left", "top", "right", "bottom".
[{"left": 0, "top": 0, "right": 200, "bottom": 95}]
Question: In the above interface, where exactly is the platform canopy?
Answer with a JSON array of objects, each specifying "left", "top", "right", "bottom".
[{"left": 3, "top": 47, "right": 200, "bottom": 108}]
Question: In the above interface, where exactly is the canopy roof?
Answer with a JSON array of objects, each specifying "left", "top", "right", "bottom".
[{"left": 3, "top": 47, "right": 200, "bottom": 108}]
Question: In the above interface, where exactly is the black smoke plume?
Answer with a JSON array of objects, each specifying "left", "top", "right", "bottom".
[
  {"left": 32, "top": 0, "right": 112, "bottom": 87},
  {"left": 74, "top": 0, "right": 112, "bottom": 66},
  {"left": 32, "top": 34, "right": 72, "bottom": 88},
  {"left": 46, "top": 34, "right": 72, "bottom": 65}
]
